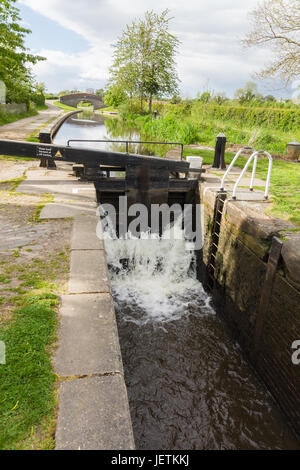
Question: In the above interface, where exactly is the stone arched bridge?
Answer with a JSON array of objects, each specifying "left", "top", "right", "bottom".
[{"left": 59, "top": 93, "right": 107, "bottom": 110}]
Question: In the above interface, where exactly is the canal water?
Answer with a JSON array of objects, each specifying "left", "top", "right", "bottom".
[
  {"left": 54, "top": 111, "right": 299, "bottom": 450},
  {"left": 54, "top": 110, "right": 166, "bottom": 156}
]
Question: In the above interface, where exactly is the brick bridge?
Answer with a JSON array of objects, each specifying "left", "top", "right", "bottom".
[{"left": 59, "top": 93, "right": 107, "bottom": 110}]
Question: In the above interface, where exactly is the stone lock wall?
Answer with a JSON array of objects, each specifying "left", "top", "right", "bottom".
[{"left": 199, "top": 182, "right": 300, "bottom": 438}]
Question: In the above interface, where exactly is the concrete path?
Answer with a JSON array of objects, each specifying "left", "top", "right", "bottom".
[
  {"left": 20, "top": 162, "right": 135, "bottom": 450},
  {"left": 0, "top": 101, "right": 62, "bottom": 141}
]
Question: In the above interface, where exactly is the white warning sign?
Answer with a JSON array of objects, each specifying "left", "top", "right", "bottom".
[{"left": 36, "top": 146, "right": 52, "bottom": 159}]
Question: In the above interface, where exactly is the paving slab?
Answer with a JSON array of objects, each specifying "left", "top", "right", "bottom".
[
  {"left": 55, "top": 375, "right": 135, "bottom": 450},
  {"left": 54, "top": 294, "right": 123, "bottom": 377},
  {"left": 69, "top": 249, "right": 110, "bottom": 294},
  {"left": 40, "top": 202, "right": 96, "bottom": 219},
  {"left": 71, "top": 215, "right": 104, "bottom": 250}
]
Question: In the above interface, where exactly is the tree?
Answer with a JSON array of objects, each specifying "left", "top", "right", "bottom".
[
  {"left": 104, "top": 85, "right": 127, "bottom": 108},
  {"left": 0, "top": 0, "right": 45, "bottom": 104},
  {"left": 108, "top": 10, "right": 180, "bottom": 113},
  {"left": 197, "top": 91, "right": 211, "bottom": 103},
  {"left": 36, "top": 82, "right": 46, "bottom": 94},
  {"left": 213, "top": 92, "right": 227, "bottom": 105},
  {"left": 243, "top": 0, "right": 300, "bottom": 83},
  {"left": 234, "top": 81, "right": 258, "bottom": 104},
  {"left": 263, "top": 94, "right": 276, "bottom": 102},
  {"left": 95, "top": 88, "right": 104, "bottom": 97}
]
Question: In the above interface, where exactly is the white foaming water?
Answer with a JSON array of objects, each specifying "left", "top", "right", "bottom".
[{"left": 102, "top": 215, "right": 215, "bottom": 325}]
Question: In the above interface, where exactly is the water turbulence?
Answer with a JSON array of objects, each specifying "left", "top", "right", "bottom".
[
  {"left": 105, "top": 218, "right": 211, "bottom": 325},
  {"left": 102, "top": 215, "right": 298, "bottom": 450}
]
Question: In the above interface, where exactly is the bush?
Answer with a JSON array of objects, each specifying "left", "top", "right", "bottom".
[
  {"left": 133, "top": 114, "right": 200, "bottom": 145},
  {"left": 191, "top": 102, "right": 300, "bottom": 132},
  {"left": 104, "top": 86, "right": 127, "bottom": 108},
  {"left": 30, "top": 92, "right": 45, "bottom": 107}
]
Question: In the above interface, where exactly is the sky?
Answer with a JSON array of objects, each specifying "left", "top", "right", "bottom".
[{"left": 17, "top": 0, "right": 292, "bottom": 98}]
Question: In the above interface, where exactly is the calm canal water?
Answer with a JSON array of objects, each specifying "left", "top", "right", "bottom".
[
  {"left": 55, "top": 111, "right": 299, "bottom": 450},
  {"left": 54, "top": 110, "right": 167, "bottom": 156}
]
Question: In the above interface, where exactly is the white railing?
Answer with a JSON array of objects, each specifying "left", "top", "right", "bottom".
[{"left": 220, "top": 147, "right": 273, "bottom": 200}]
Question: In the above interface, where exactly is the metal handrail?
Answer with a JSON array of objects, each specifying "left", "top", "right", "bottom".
[
  {"left": 220, "top": 147, "right": 253, "bottom": 191},
  {"left": 232, "top": 150, "right": 273, "bottom": 200},
  {"left": 67, "top": 139, "right": 184, "bottom": 160},
  {"left": 220, "top": 147, "right": 273, "bottom": 200}
]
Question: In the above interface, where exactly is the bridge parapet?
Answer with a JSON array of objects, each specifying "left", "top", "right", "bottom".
[{"left": 60, "top": 93, "right": 107, "bottom": 110}]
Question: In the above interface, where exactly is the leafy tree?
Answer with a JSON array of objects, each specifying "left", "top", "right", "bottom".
[
  {"left": 170, "top": 94, "right": 182, "bottom": 104},
  {"left": 234, "top": 81, "right": 258, "bottom": 104},
  {"left": 213, "top": 92, "right": 227, "bottom": 105},
  {"left": 108, "top": 10, "right": 180, "bottom": 113},
  {"left": 95, "top": 88, "right": 104, "bottom": 97},
  {"left": 243, "top": 0, "right": 300, "bottom": 83},
  {"left": 197, "top": 91, "right": 211, "bottom": 103},
  {"left": 0, "top": 0, "right": 45, "bottom": 105},
  {"left": 104, "top": 85, "right": 127, "bottom": 108},
  {"left": 263, "top": 94, "right": 276, "bottom": 102}
]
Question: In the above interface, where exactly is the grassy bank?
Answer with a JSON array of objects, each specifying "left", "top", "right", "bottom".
[
  {"left": 0, "top": 175, "right": 70, "bottom": 449},
  {"left": 121, "top": 100, "right": 300, "bottom": 156},
  {"left": 0, "top": 254, "right": 69, "bottom": 450},
  {"left": 183, "top": 147, "right": 300, "bottom": 226},
  {"left": 53, "top": 101, "right": 77, "bottom": 112}
]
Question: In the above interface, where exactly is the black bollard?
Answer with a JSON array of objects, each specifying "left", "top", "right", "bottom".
[
  {"left": 153, "top": 110, "right": 157, "bottom": 119},
  {"left": 212, "top": 133, "right": 226, "bottom": 169}
]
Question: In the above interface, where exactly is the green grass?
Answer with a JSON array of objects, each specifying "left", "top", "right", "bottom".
[
  {"left": 53, "top": 101, "right": 77, "bottom": 112},
  {"left": 0, "top": 295, "right": 58, "bottom": 450},
  {"left": 35, "top": 104, "right": 48, "bottom": 111},
  {"left": 0, "top": 176, "right": 26, "bottom": 192},
  {"left": 183, "top": 148, "right": 300, "bottom": 226},
  {"left": 0, "top": 154, "right": 36, "bottom": 162},
  {"left": 26, "top": 118, "right": 58, "bottom": 143},
  {"left": 125, "top": 107, "right": 300, "bottom": 157},
  {"left": 96, "top": 106, "right": 118, "bottom": 114},
  {"left": 0, "top": 108, "right": 38, "bottom": 127},
  {"left": 0, "top": 252, "right": 69, "bottom": 450}
]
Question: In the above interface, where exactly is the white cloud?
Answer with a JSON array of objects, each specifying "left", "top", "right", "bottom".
[{"left": 20, "top": 0, "right": 282, "bottom": 96}]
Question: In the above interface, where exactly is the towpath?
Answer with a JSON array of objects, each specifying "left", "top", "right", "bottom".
[
  {"left": 0, "top": 101, "right": 63, "bottom": 182},
  {"left": 0, "top": 101, "right": 62, "bottom": 141}
]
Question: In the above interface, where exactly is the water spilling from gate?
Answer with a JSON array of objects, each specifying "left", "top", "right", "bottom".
[{"left": 103, "top": 217, "right": 298, "bottom": 450}]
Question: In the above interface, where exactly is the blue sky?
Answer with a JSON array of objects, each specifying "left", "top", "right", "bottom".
[
  {"left": 19, "top": 4, "right": 89, "bottom": 54},
  {"left": 18, "top": 0, "right": 293, "bottom": 98}
]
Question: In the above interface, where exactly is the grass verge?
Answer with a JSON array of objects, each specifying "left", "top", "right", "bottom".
[
  {"left": 53, "top": 101, "right": 77, "bottom": 113},
  {"left": 123, "top": 110, "right": 300, "bottom": 157},
  {"left": 0, "top": 252, "right": 69, "bottom": 450},
  {"left": 0, "top": 172, "right": 70, "bottom": 449}
]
